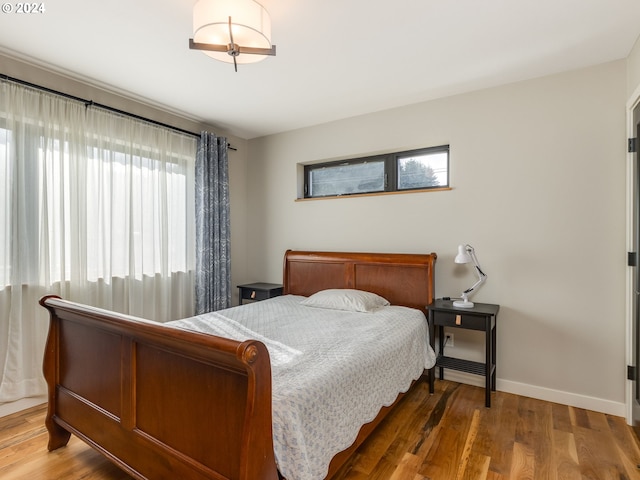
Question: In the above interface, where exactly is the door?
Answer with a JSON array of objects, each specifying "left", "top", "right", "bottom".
[{"left": 632, "top": 101, "right": 640, "bottom": 434}]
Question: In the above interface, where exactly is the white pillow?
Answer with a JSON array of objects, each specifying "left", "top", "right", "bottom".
[{"left": 300, "top": 289, "right": 390, "bottom": 313}]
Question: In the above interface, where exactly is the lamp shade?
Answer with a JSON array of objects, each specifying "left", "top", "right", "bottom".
[
  {"left": 192, "top": 0, "right": 272, "bottom": 64},
  {"left": 454, "top": 244, "right": 472, "bottom": 264}
]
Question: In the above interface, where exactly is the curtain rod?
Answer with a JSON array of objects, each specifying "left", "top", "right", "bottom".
[{"left": 0, "top": 73, "right": 237, "bottom": 151}]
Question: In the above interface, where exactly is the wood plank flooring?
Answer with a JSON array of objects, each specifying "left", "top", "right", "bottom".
[{"left": 1, "top": 379, "right": 639, "bottom": 479}]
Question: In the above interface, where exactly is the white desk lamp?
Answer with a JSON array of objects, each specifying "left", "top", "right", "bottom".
[{"left": 453, "top": 244, "right": 487, "bottom": 308}]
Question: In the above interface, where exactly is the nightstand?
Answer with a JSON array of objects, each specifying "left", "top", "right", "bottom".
[
  {"left": 237, "top": 283, "right": 283, "bottom": 305},
  {"left": 427, "top": 299, "right": 500, "bottom": 407}
]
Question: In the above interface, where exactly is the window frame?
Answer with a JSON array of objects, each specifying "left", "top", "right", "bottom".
[{"left": 303, "top": 145, "right": 449, "bottom": 199}]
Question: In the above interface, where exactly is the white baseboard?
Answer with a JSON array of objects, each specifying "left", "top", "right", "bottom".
[
  {"left": 438, "top": 371, "right": 625, "bottom": 417},
  {"left": 0, "top": 395, "right": 46, "bottom": 418}
]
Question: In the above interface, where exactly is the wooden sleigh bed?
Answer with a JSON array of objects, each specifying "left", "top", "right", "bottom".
[{"left": 39, "top": 250, "right": 437, "bottom": 480}]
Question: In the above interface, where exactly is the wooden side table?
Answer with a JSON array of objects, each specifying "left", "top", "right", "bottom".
[
  {"left": 427, "top": 299, "right": 500, "bottom": 407},
  {"left": 237, "top": 283, "right": 283, "bottom": 305}
]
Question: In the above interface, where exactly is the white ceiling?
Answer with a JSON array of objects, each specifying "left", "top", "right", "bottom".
[{"left": 1, "top": 0, "right": 639, "bottom": 139}]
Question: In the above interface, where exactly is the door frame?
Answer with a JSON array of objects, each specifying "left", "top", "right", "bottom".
[{"left": 626, "top": 85, "right": 640, "bottom": 425}]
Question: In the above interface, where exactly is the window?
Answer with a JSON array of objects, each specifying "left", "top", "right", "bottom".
[
  {"left": 0, "top": 82, "right": 197, "bottom": 290},
  {"left": 304, "top": 145, "right": 449, "bottom": 198},
  {"left": 0, "top": 79, "right": 198, "bottom": 405},
  {"left": 0, "top": 123, "right": 194, "bottom": 287}
]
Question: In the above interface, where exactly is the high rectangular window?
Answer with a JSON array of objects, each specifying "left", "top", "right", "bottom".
[{"left": 304, "top": 145, "right": 449, "bottom": 198}]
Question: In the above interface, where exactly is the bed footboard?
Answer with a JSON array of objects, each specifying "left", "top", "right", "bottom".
[{"left": 40, "top": 295, "right": 279, "bottom": 480}]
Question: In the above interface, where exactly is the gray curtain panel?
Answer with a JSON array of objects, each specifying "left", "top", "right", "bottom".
[{"left": 195, "top": 132, "right": 231, "bottom": 313}]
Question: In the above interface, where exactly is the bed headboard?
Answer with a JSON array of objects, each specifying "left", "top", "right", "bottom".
[{"left": 282, "top": 250, "right": 437, "bottom": 313}]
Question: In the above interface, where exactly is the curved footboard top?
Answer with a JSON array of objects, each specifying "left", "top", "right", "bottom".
[{"left": 39, "top": 295, "right": 279, "bottom": 480}]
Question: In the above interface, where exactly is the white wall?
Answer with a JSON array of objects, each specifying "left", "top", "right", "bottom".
[
  {"left": 246, "top": 60, "right": 627, "bottom": 415},
  {"left": 627, "top": 35, "right": 640, "bottom": 99}
]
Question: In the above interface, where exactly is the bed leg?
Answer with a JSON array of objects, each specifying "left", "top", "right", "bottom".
[
  {"left": 45, "top": 417, "right": 71, "bottom": 451},
  {"left": 428, "top": 368, "right": 435, "bottom": 394}
]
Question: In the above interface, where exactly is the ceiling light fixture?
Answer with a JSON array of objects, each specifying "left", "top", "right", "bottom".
[{"left": 189, "top": 0, "right": 276, "bottom": 72}]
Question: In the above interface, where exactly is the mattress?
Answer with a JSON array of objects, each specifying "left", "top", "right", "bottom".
[{"left": 169, "top": 294, "right": 436, "bottom": 480}]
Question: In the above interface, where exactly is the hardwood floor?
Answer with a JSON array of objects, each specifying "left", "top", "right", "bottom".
[{"left": 1, "top": 379, "right": 639, "bottom": 479}]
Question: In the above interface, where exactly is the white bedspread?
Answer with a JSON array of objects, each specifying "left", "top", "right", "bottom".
[{"left": 168, "top": 295, "right": 436, "bottom": 480}]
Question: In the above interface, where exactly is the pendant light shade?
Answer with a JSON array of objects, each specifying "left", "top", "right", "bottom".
[{"left": 190, "top": 0, "right": 276, "bottom": 69}]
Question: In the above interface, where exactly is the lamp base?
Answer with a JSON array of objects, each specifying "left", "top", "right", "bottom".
[{"left": 453, "top": 300, "right": 474, "bottom": 308}]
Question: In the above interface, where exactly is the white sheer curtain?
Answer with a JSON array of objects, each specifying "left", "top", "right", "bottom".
[{"left": 0, "top": 80, "right": 197, "bottom": 402}]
